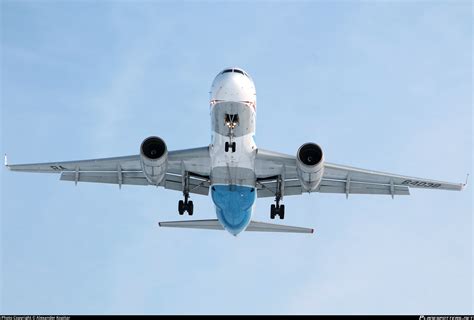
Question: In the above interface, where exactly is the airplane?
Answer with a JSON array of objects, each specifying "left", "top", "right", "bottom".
[{"left": 5, "top": 67, "right": 467, "bottom": 236}]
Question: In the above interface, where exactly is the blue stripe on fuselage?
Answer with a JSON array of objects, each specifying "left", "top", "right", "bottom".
[{"left": 211, "top": 185, "right": 256, "bottom": 235}]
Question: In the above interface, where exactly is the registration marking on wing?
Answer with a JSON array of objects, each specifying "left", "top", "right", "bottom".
[
  {"left": 401, "top": 180, "right": 441, "bottom": 188},
  {"left": 50, "top": 165, "right": 67, "bottom": 171}
]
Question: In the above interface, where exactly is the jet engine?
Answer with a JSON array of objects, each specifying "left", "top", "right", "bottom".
[
  {"left": 140, "top": 136, "right": 168, "bottom": 185},
  {"left": 296, "top": 142, "right": 324, "bottom": 192}
]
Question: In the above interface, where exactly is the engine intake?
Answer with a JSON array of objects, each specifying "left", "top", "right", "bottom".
[
  {"left": 141, "top": 136, "right": 166, "bottom": 160},
  {"left": 140, "top": 136, "right": 168, "bottom": 185},
  {"left": 296, "top": 142, "right": 324, "bottom": 192}
]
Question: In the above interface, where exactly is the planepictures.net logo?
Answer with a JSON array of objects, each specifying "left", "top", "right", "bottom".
[{"left": 420, "top": 316, "right": 474, "bottom": 320}]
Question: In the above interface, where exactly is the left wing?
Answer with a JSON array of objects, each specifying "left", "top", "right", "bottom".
[
  {"left": 254, "top": 148, "right": 465, "bottom": 198},
  {"left": 5, "top": 147, "right": 212, "bottom": 195}
]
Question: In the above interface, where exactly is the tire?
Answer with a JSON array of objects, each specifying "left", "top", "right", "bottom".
[
  {"left": 270, "top": 204, "right": 276, "bottom": 219},
  {"left": 178, "top": 200, "right": 184, "bottom": 215},
  {"left": 225, "top": 142, "right": 229, "bottom": 152},
  {"left": 279, "top": 205, "right": 285, "bottom": 219},
  {"left": 231, "top": 142, "right": 236, "bottom": 153},
  {"left": 188, "top": 201, "right": 194, "bottom": 216}
]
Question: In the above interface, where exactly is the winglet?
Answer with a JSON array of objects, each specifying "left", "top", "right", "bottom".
[{"left": 463, "top": 173, "right": 469, "bottom": 189}]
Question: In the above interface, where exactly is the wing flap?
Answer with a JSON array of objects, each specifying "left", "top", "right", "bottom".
[
  {"left": 257, "top": 178, "right": 303, "bottom": 198},
  {"left": 60, "top": 171, "right": 210, "bottom": 194},
  {"left": 60, "top": 171, "right": 149, "bottom": 186},
  {"left": 162, "top": 173, "right": 210, "bottom": 195},
  {"left": 318, "top": 179, "right": 410, "bottom": 195}
]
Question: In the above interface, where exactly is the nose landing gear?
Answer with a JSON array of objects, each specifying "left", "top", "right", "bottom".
[
  {"left": 225, "top": 141, "right": 236, "bottom": 153},
  {"left": 224, "top": 114, "right": 238, "bottom": 153}
]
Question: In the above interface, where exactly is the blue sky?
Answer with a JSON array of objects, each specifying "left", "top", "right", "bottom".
[{"left": 1, "top": 0, "right": 472, "bottom": 315}]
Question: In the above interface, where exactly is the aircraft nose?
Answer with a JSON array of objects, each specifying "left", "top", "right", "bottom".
[
  {"left": 212, "top": 74, "right": 243, "bottom": 99},
  {"left": 210, "top": 68, "right": 256, "bottom": 104}
]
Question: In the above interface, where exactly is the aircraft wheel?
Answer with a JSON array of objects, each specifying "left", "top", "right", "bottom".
[
  {"left": 188, "top": 201, "right": 194, "bottom": 216},
  {"left": 178, "top": 200, "right": 185, "bottom": 215},
  {"left": 270, "top": 204, "right": 276, "bottom": 219},
  {"left": 279, "top": 205, "right": 285, "bottom": 219},
  {"left": 231, "top": 142, "right": 236, "bottom": 152},
  {"left": 224, "top": 142, "right": 229, "bottom": 152}
]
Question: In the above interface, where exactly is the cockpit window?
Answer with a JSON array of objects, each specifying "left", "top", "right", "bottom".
[{"left": 221, "top": 68, "right": 249, "bottom": 77}]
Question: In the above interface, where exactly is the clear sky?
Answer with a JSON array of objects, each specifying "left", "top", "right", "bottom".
[{"left": 1, "top": 0, "right": 472, "bottom": 315}]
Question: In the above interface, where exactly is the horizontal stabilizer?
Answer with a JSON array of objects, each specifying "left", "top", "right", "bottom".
[
  {"left": 158, "top": 219, "right": 314, "bottom": 234},
  {"left": 159, "top": 219, "right": 224, "bottom": 230},
  {"left": 246, "top": 220, "right": 313, "bottom": 233}
]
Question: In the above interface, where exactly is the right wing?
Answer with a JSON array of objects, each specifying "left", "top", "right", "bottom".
[
  {"left": 6, "top": 147, "right": 212, "bottom": 195},
  {"left": 254, "top": 148, "right": 465, "bottom": 198},
  {"left": 321, "top": 162, "right": 464, "bottom": 195}
]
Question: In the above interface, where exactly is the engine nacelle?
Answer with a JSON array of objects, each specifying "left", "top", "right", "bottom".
[
  {"left": 140, "top": 136, "right": 168, "bottom": 185},
  {"left": 296, "top": 142, "right": 324, "bottom": 192}
]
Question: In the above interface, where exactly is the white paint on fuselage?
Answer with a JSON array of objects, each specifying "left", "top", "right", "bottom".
[
  {"left": 209, "top": 68, "right": 258, "bottom": 234},
  {"left": 209, "top": 67, "right": 257, "bottom": 186},
  {"left": 210, "top": 133, "right": 256, "bottom": 176}
]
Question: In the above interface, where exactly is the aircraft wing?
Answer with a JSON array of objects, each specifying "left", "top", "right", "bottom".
[
  {"left": 254, "top": 148, "right": 465, "bottom": 198},
  {"left": 5, "top": 147, "right": 212, "bottom": 195}
]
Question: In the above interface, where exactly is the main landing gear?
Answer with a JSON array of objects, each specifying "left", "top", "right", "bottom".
[
  {"left": 270, "top": 195, "right": 285, "bottom": 220},
  {"left": 269, "top": 175, "right": 285, "bottom": 219},
  {"left": 178, "top": 193, "right": 193, "bottom": 216},
  {"left": 178, "top": 171, "right": 193, "bottom": 215}
]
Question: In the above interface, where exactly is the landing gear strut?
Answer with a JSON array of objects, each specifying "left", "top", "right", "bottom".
[
  {"left": 178, "top": 171, "right": 193, "bottom": 215},
  {"left": 270, "top": 175, "right": 285, "bottom": 219},
  {"left": 224, "top": 114, "right": 238, "bottom": 153}
]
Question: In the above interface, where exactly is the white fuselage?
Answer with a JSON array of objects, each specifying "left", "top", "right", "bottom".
[{"left": 208, "top": 68, "right": 258, "bottom": 235}]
